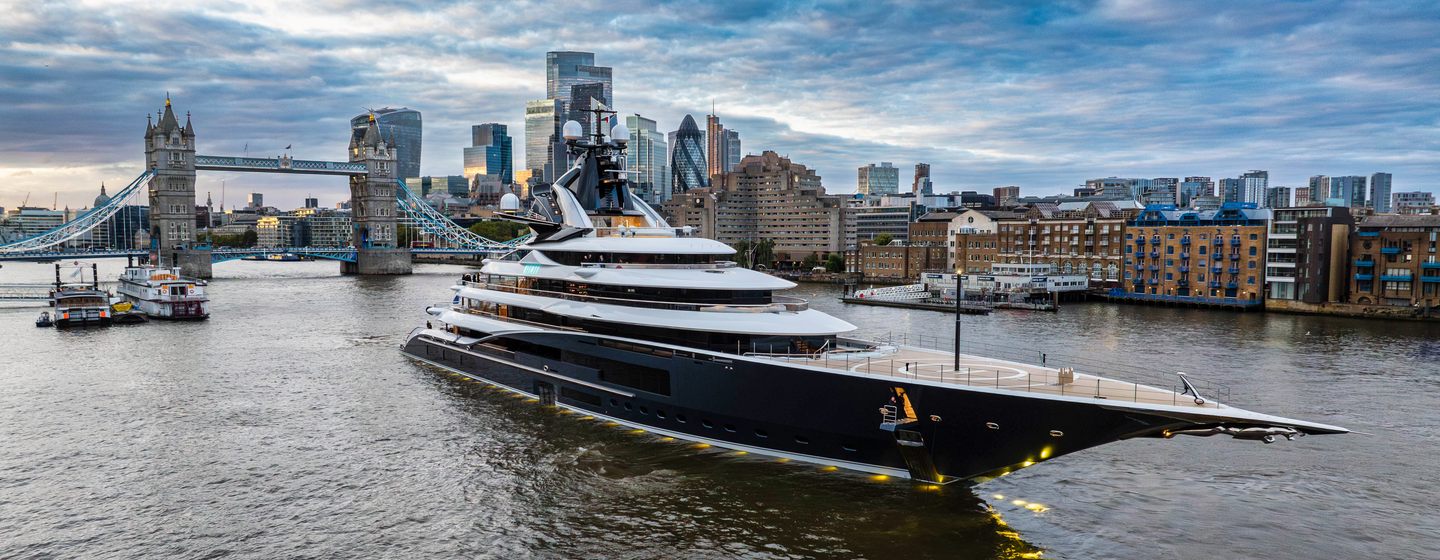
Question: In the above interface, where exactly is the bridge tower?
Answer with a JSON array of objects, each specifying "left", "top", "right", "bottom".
[
  {"left": 144, "top": 96, "right": 212, "bottom": 278},
  {"left": 342, "top": 115, "right": 412, "bottom": 275}
]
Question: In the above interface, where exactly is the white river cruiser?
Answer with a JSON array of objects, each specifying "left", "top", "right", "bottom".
[
  {"left": 402, "top": 110, "right": 1347, "bottom": 484},
  {"left": 116, "top": 266, "right": 210, "bottom": 320}
]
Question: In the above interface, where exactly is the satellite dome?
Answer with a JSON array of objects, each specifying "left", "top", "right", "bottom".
[
  {"left": 610, "top": 122, "right": 630, "bottom": 144},
  {"left": 562, "top": 120, "right": 583, "bottom": 141},
  {"left": 499, "top": 192, "right": 521, "bottom": 212}
]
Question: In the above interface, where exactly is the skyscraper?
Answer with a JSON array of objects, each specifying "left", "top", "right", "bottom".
[
  {"left": 525, "top": 99, "right": 565, "bottom": 182},
  {"left": 915, "top": 164, "right": 934, "bottom": 196},
  {"left": 1265, "top": 186, "right": 1292, "bottom": 209},
  {"left": 670, "top": 115, "right": 706, "bottom": 194},
  {"left": 1219, "top": 178, "right": 1245, "bottom": 203},
  {"left": 857, "top": 162, "right": 900, "bottom": 195},
  {"left": 568, "top": 82, "right": 610, "bottom": 138},
  {"left": 1308, "top": 176, "right": 1329, "bottom": 203},
  {"left": 725, "top": 129, "right": 741, "bottom": 172},
  {"left": 1180, "top": 177, "right": 1214, "bottom": 207},
  {"left": 350, "top": 108, "right": 421, "bottom": 179},
  {"left": 1329, "top": 176, "right": 1367, "bottom": 207},
  {"left": 1241, "top": 170, "right": 1268, "bottom": 206},
  {"left": 625, "top": 114, "right": 670, "bottom": 205},
  {"left": 546, "top": 51, "right": 612, "bottom": 109},
  {"left": 706, "top": 112, "right": 730, "bottom": 180},
  {"left": 1370, "top": 172, "right": 1393, "bottom": 212},
  {"left": 463, "top": 123, "right": 513, "bottom": 185},
  {"left": 1144, "top": 178, "right": 1180, "bottom": 206},
  {"left": 1294, "top": 185, "right": 1314, "bottom": 207},
  {"left": 993, "top": 185, "right": 1020, "bottom": 206}
]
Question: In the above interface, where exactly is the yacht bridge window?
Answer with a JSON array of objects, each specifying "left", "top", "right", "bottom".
[
  {"left": 538, "top": 251, "right": 719, "bottom": 266},
  {"left": 477, "top": 274, "right": 773, "bottom": 305}
]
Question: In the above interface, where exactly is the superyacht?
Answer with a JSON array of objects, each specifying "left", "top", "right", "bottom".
[{"left": 402, "top": 111, "right": 1346, "bottom": 484}]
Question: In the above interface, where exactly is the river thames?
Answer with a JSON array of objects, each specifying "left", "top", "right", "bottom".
[{"left": 2, "top": 260, "right": 1436, "bottom": 559}]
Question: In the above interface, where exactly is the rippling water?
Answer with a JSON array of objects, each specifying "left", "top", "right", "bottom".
[{"left": 1, "top": 261, "right": 1435, "bottom": 559}]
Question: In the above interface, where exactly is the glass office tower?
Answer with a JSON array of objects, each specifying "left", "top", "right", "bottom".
[
  {"left": 670, "top": 114, "right": 707, "bottom": 194},
  {"left": 464, "top": 123, "right": 513, "bottom": 185},
  {"left": 350, "top": 107, "right": 421, "bottom": 179}
]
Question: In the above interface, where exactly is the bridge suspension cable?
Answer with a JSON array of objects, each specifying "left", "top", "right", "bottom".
[
  {"left": 393, "top": 180, "right": 531, "bottom": 251},
  {"left": 0, "top": 170, "right": 155, "bottom": 254}
]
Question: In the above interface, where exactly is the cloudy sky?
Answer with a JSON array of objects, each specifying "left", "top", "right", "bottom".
[{"left": 3, "top": 0, "right": 1437, "bottom": 210}]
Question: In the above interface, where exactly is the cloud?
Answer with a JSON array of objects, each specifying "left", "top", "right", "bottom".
[{"left": 0, "top": 0, "right": 1436, "bottom": 210}]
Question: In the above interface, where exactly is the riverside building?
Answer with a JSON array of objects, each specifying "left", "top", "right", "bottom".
[
  {"left": 1119, "top": 203, "right": 1270, "bottom": 306},
  {"left": 1264, "top": 206, "right": 1354, "bottom": 303},
  {"left": 949, "top": 209, "right": 1023, "bottom": 273},
  {"left": 995, "top": 201, "right": 1138, "bottom": 288},
  {"left": 853, "top": 213, "right": 953, "bottom": 281},
  {"left": 1347, "top": 215, "right": 1440, "bottom": 308}
]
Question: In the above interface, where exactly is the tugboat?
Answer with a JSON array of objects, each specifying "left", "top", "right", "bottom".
[
  {"left": 116, "top": 265, "right": 210, "bottom": 320},
  {"left": 50, "top": 263, "right": 113, "bottom": 328},
  {"left": 402, "top": 110, "right": 1347, "bottom": 485},
  {"left": 35, "top": 311, "right": 52, "bottom": 327}
]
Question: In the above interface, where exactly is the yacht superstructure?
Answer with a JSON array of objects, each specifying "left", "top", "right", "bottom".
[{"left": 402, "top": 111, "right": 1346, "bottom": 483}]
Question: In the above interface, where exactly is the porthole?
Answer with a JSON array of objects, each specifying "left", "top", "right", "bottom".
[
  {"left": 656, "top": 410, "right": 666, "bottom": 419},
  {"left": 795, "top": 436, "right": 811, "bottom": 445},
  {"left": 986, "top": 422, "right": 1000, "bottom": 430},
  {"left": 702, "top": 420, "right": 714, "bottom": 429},
  {"left": 1050, "top": 430, "right": 1064, "bottom": 437},
  {"left": 724, "top": 424, "right": 737, "bottom": 433},
  {"left": 676, "top": 414, "right": 687, "bottom": 423},
  {"left": 624, "top": 403, "right": 633, "bottom": 411},
  {"left": 754, "top": 429, "right": 769, "bottom": 438},
  {"left": 841, "top": 444, "right": 857, "bottom": 452},
  {"left": 610, "top": 398, "right": 619, "bottom": 407},
  {"left": 639, "top": 406, "right": 649, "bottom": 415}
]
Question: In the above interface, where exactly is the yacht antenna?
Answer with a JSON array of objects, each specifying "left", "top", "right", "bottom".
[{"left": 589, "top": 107, "right": 616, "bottom": 144}]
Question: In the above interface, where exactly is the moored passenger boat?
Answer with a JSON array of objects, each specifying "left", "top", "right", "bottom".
[
  {"left": 116, "top": 266, "right": 210, "bottom": 320},
  {"left": 402, "top": 110, "right": 1347, "bottom": 484},
  {"left": 49, "top": 263, "right": 113, "bottom": 328}
]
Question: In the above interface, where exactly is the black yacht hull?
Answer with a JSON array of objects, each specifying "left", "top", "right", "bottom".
[{"left": 402, "top": 328, "right": 1209, "bottom": 483}]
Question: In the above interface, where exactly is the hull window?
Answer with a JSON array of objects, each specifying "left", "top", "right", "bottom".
[
  {"left": 560, "top": 387, "right": 602, "bottom": 406},
  {"left": 566, "top": 350, "right": 672, "bottom": 396}
]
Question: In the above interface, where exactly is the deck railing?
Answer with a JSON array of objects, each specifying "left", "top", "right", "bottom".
[
  {"left": 884, "top": 332, "right": 1232, "bottom": 407},
  {"left": 757, "top": 333, "right": 1233, "bottom": 409}
]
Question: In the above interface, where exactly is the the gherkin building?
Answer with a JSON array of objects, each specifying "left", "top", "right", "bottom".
[{"left": 670, "top": 114, "right": 707, "bottom": 194}]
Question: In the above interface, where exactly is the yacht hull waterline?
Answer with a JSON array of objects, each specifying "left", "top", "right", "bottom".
[
  {"left": 400, "top": 108, "right": 1346, "bottom": 484},
  {"left": 401, "top": 326, "right": 1345, "bottom": 483}
]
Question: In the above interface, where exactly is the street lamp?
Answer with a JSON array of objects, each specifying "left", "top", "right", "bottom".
[{"left": 953, "top": 275, "right": 962, "bottom": 372}]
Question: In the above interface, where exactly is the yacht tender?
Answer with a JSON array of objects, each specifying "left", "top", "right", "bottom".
[{"left": 402, "top": 111, "right": 1347, "bottom": 484}]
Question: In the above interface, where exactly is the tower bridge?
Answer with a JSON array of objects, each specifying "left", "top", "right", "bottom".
[{"left": 0, "top": 97, "right": 525, "bottom": 278}]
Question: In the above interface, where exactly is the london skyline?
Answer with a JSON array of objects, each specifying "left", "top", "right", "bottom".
[{"left": 2, "top": 0, "right": 1437, "bottom": 210}]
